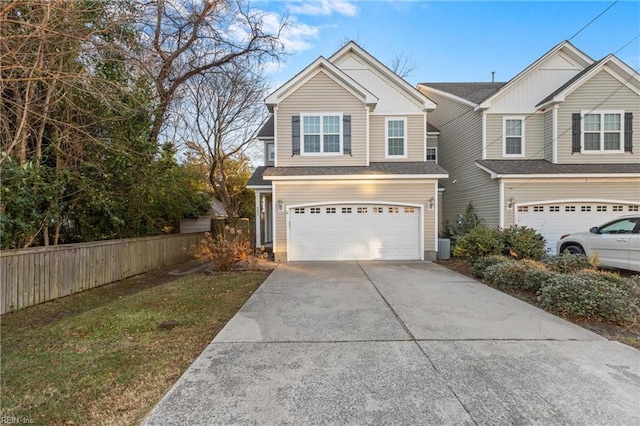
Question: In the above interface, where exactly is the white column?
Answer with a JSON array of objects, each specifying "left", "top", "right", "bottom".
[{"left": 255, "top": 191, "right": 261, "bottom": 248}]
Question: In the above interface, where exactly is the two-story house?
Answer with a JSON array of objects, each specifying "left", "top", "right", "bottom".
[
  {"left": 247, "top": 42, "right": 447, "bottom": 261},
  {"left": 418, "top": 41, "right": 639, "bottom": 253}
]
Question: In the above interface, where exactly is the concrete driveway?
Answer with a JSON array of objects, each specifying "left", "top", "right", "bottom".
[{"left": 144, "top": 261, "right": 640, "bottom": 425}]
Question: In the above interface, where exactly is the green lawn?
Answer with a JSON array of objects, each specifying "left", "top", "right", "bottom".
[{"left": 1, "top": 266, "right": 268, "bottom": 425}]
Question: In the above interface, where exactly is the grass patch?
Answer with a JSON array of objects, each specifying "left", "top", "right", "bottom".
[{"left": 1, "top": 265, "right": 268, "bottom": 425}]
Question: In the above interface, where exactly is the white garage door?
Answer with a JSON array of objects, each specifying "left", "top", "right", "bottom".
[
  {"left": 517, "top": 202, "right": 639, "bottom": 254},
  {"left": 289, "top": 204, "right": 421, "bottom": 261}
]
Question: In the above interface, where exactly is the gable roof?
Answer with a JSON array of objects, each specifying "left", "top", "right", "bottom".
[
  {"left": 257, "top": 115, "right": 274, "bottom": 139},
  {"left": 329, "top": 41, "right": 436, "bottom": 111},
  {"left": 536, "top": 54, "right": 640, "bottom": 108},
  {"left": 264, "top": 56, "right": 378, "bottom": 112},
  {"left": 475, "top": 40, "right": 594, "bottom": 110},
  {"left": 418, "top": 82, "right": 506, "bottom": 104},
  {"left": 247, "top": 166, "right": 272, "bottom": 188}
]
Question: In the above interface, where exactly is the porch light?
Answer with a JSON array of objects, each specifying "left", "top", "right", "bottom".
[
  {"left": 507, "top": 198, "right": 515, "bottom": 210},
  {"left": 277, "top": 199, "right": 284, "bottom": 212},
  {"left": 427, "top": 197, "right": 435, "bottom": 211}
]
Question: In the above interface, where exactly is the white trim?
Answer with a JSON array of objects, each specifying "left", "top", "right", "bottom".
[
  {"left": 273, "top": 107, "right": 278, "bottom": 167},
  {"left": 476, "top": 163, "right": 639, "bottom": 179},
  {"left": 265, "top": 174, "right": 449, "bottom": 181},
  {"left": 385, "top": 117, "right": 408, "bottom": 159},
  {"left": 300, "top": 113, "right": 344, "bottom": 156},
  {"left": 272, "top": 184, "right": 277, "bottom": 257},
  {"left": 481, "top": 111, "right": 487, "bottom": 160},
  {"left": 255, "top": 191, "right": 261, "bottom": 247},
  {"left": 365, "top": 105, "right": 370, "bottom": 166},
  {"left": 426, "top": 147, "right": 437, "bottom": 162},
  {"left": 423, "top": 112, "right": 427, "bottom": 162},
  {"left": 552, "top": 105, "right": 558, "bottom": 163},
  {"left": 514, "top": 199, "right": 640, "bottom": 207},
  {"left": 499, "top": 180, "right": 505, "bottom": 228},
  {"left": 247, "top": 185, "right": 272, "bottom": 190},
  {"left": 503, "top": 116, "right": 525, "bottom": 157},
  {"left": 418, "top": 85, "right": 477, "bottom": 107},
  {"left": 285, "top": 200, "right": 425, "bottom": 262},
  {"left": 580, "top": 110, "right": 625, "bottom": 154},
  {"left": 433, "top": 181, "right": 438, "bottom": 255}
]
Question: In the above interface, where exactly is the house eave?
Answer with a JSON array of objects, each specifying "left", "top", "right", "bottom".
[{"left": 265, "top": 174, "right": 449, "bottom": 181}]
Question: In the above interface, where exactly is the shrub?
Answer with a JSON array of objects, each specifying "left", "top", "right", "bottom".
[
  {"left": 453, "top": 225, "right": 503, "bottom": 261},
  {"left": 542, "top": 252, "right": 594, "bottom": 273},
  {"left": 537, "top": 273, "right": 639, "bottom": 325},
  {"left": 191, "top": 227, "right": 252, "bottom": 271},
  {"left": 471, "top": 255, "right": 513, "bottom": 278},
  {"left": 522, "top": 268, "right": 557, "bottom": 293},
  {"left": 483, "top": 259, "right": 547, "bottom": 292},
  {"left": 501, "top": 226, "right": 547, "bottom": 260}
]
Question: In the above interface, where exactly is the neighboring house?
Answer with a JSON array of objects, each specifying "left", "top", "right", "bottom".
[
  {"left": 179, "top": 198, "right": 228, "bottom": 234},
  {"left": 247, "top": 42, "right": 448, "bottom": 261},
  {"left": 418, "top": 41, "right": 640, "bottom": 253}
]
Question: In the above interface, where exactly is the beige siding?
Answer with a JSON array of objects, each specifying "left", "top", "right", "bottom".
[
  {"left": 502, "top": 178, "right": 640, "bottom": 225},
  {"left": 543, "top": 109, "right": 553, "bottom": 162},
  {"left": 557, "top": 70, "right": 640, "bottom": 164},
  {"left": 272, "top": 180, "right": 439, "bottom": 259},
  {"left": 418, "top": 89, "right": 500, "bottom": 227},
  {"left": 485, "top": 113, "right": 544, "bottom": 160},
  {"left": 277, "top": 71, "right": 367, "bottom": 166},
  {"left": 369, "top": 114, "right": 425, "bottom": 162}
]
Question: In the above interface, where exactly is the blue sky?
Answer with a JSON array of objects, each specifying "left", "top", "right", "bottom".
[{"left": 257, "top": 1, "right": 640, "bottom": 87}]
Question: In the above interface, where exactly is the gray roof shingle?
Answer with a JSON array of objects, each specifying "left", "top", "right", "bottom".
[
  {"left": 420, "top": 82, "right": 507, "bottom": 104},
  {"left": 263, "top": 162, "right": 448, "bottom": 177},
  {"left": 257, "top": 116, "right": 274, "bottom": 138},
  {"left": 477, "top": 159, "right": 640, "bottom": 175},
  {"left": 247, "top": 166, "right": 272, "bottom": 187}
]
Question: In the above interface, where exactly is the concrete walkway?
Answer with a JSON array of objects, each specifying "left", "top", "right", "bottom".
[{"left": 143, "top": 261, "right": 640, "bottom": 425}]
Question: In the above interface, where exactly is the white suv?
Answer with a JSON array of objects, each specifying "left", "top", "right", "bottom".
[{"left": 556, "top": 215, "right": 640, "bottom": 272}]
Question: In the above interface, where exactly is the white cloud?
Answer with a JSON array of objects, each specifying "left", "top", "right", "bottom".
[
  {"left": 288, "top": 0, "right": 358, "bottom": 17},
  {"left": 262, "top": 12, "right": 320, "bottom": 54}
]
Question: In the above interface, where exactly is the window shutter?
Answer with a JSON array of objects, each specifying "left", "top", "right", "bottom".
[
  {"left": 292, "top": 115, "right": 300, "bottom": 156},
  {"left": 571, "top": 113, "right": 581, "bottom": 154},
  {"left": 624, "top": 112, "right": 633, "bottom": 153},
  {"left": 343, "top": 115, "right": 351, "bottom": 155}
]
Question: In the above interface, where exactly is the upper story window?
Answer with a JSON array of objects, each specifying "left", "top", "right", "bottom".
[
  {"left": 386, "top": 117, "right": 407, "bottom": 158},
  {"left": 426, "top": 147, "right": 437, "bottom": 162},
  {"left": 503, "top": 117, "right": 525, "bottom": 157},
  {"left": 582, "top": 111, "right": 623, "bottom": 153},
  {"left": 301, "top": 114, "right": 342, "bottom": 155},
  {"left": 266, "top": 143, "right": 275, "bottom": 162}
]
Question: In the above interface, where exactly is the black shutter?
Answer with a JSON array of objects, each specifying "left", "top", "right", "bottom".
[
  {"left": 343, "top": 115, "right": 351, "bottom": 155},
  {"left": 292, "top": 115, "right": 300, "bottom": 156},
  {"left": 571, "top": 113, "right": 581, "bottom": 154},
  {"left": 624, "top": 112, "right": 633, "bottom": 153}
]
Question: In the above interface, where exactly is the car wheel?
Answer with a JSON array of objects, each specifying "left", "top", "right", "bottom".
[{"left": 562, "top": 244, "right": 585, "bottom": 255}]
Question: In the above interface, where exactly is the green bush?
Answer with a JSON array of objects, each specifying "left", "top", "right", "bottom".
[
  {"left": 483, "top": 259, "right": 547, "bottom": 292},
  {"left": 501, "top": 226, "right": 547, "bottom": 260},
  {"left": 542, "top": 252, "right": 594, "bottom": 273},
  {"left": 471, "top": 255, "right": 513, "bottom": 278},
  {"left": 453, "top": 225, "right": 503, "bottom": 261},
  {"left": 523, "top": 268, "right": 557, "bottom": 293},
  {"left": 537, "top": 273, "right": 639, "bottom": 324}
]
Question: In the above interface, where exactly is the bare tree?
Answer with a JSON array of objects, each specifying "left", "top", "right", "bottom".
[
  {"left": 181, "top": 61, "right": 268, "bottom": 216},
  {"left": 390, "top": 50, "right": 417, "bottom": 79},
  {"left": 137, "top": 0, "right": 285, "bottom": 146}
]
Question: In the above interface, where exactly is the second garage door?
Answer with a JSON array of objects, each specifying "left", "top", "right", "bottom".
[
  {"left": 517, "top": 202, "right": 639, "bottom": 254},
  {"left": 288, "top": 204, "right": 421, "bottom": 261}
]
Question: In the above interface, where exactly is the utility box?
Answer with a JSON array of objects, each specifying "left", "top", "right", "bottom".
[{"left": 437, "top": 238, "right": 451, "bottom": 260}]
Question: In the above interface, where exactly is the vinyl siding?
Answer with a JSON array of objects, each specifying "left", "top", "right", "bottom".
[
  {"left": 427, "top": 135, "right": 438, "bottom": 149},
  {"left": 502, "top": 178, "right": 640, "bottom": 225},
  {"left": 369, "top": 114, "right": 425, "bottom": 162},
  {"left": 543, "top": 109, "right": 553, "bottom": 162},
  {"left": 272, "top": 180, "right": 439, "bottom": 259},
  {"left": 418, "top": 89, "right": 500, "bottom": 227},
  {"left": 485, "top": 113, "right": 544, "bottom": 160},
  {"left": 276, "top": 71, "right": 367, "bottom": 167},
  {"left": 556, "top": 70, "right": 640, "bottom": 164}
]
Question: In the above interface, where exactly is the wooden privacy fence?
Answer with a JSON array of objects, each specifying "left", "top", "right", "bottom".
[{"left": 0, "top": 233, "right": 205, "bottom": 315}]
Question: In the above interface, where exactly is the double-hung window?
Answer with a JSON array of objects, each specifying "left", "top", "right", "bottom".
[
  {"left": 582, "top": 111, "right": 623, "bottom": 152},
  {"left": 503, "top": 117, "right": 524, "bottom": 157},
  {"left": 426, "top": 147, "right": 437, "bottom": 162},
  {"left": 301, "top": 114, "right": 342, "bottom": 155},
  {"left": 386, "top": 117, "right": 407, "bottom": 158}
]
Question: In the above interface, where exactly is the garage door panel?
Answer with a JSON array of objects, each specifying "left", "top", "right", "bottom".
[
  {"left": 517, "top": 202, "right": 638, "bottom": 254},
  {"left": 289, "top": 204, "right": 420, "bottom": 261}
]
